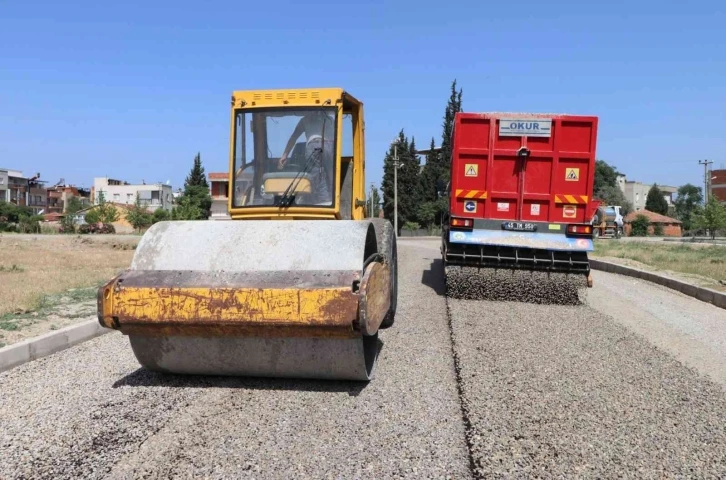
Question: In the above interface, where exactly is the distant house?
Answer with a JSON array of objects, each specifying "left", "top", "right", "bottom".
[
  {"left": 624, "top": 209, "right": 682, "bottom": 237},
  {"left": 208, "top": 172, "right": 231, "bottom": 220},
  {"left": 92, "top": 177, "right": 173, "bottom": 212},
  {"left": 47, "top": 183, "right": 91, "bottom": 214}
]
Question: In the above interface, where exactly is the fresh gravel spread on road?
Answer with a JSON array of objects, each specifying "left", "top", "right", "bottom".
[
  {"left": 3, "top": 238, "right": 726, "bottom": 479},
  {"left": 0, "top": 242, "right": 470, "bottom": 480},
  {"left": 448, "top": 297, "right": 726, "bottom": 478}
]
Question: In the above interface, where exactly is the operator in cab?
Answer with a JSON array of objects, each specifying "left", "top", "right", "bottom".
[{"left": 278, "top": 110, "right": 335, "bottom": 205}]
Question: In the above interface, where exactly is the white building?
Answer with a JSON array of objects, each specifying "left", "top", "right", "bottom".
[
  {"left": 93, "top": 177, "right": 173, "bottom": 212},
  {"left": 208, "top": 172, "right": 231, "bottom": 220},
  {"left": 617, "top": 175, "right": 677, "bottom": 211}
]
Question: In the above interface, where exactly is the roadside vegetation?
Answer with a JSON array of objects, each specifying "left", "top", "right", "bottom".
[
  {"left": 0, "top": 234, "right": 137, "bottom": 346},
  {"left": 593, "top": 240, "right": 726, "bottom": 291}
]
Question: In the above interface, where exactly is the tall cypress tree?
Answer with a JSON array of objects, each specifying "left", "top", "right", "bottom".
[
  {"left": 381, "top": 132, "right": 402, "bottom": 225},
  {"left": 175, "top": 152, "right": 212, "bottom": 220},
  {"left": 418, "top": 80, "right": 462, "bottom": 203},
  {"left": 398, "top": 135, "right": 421, "bottom": 226},
  {"left": 185, "top": 152, "right": 209, "bottom": 189},
  {"left": 418, "top": 137, "right": 442, "bottom": 204},
  {"left": 440, "top": 80, "right": 463, "bottom": 183},
  {"left": 381, "top": 130, "right": 421, "bottom": 233}
]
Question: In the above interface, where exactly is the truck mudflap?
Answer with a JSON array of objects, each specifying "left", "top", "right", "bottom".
[{"left": 446, "top": 229, "right": 592, "bottom": 275}]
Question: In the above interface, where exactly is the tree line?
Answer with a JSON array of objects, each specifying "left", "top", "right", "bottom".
[
  {"left": 376, "top": 80, "right": 725, "bottom": 237},
  {"left": 594, "top": 159, "right": 726, "bottom": 237},
  {"left": 380, "top": 80, "right": 463, "bottom": 234}
]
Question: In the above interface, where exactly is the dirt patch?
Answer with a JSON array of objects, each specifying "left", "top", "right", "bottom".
[{"left": 0, "top": 234, "right": 138, "bottom": 347}]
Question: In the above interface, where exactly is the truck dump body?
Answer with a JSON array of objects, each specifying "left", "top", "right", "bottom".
[{"left": 443, "top": 112, "right": 598, "bottom": 278}]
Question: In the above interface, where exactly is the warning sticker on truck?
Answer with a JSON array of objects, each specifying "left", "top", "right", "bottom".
[
  {"left": 565, "top": 168, "right": 580, "bottom": 181},
  {"left": 497, "top": 202, "right": 509, "bottom": 212},
  {"left": 530, "top": 204, "right": 540, "bottom": 215},
  {"left": 499, "top": 118, "right": 552, "bottom": 137},
  {"left": 464, "top": 200, "right": 477, "bottom": 213},
  {"left": 464, "top": 164, "right": 478, "bottom": 177},
  {"left": 563, "top": 205, "right": 577, "bottom": 218}
]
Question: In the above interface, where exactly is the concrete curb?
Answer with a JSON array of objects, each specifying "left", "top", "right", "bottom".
[
  {"left": 590, "top": 258, "right": 726, "bottom": 310},
  {"left": 0, "top": 319, "right": 113, "bottom": 374}
]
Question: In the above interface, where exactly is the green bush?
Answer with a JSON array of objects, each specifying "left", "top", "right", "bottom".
[
  {"left": 152, "top": 208, "right": 170, "bottom": 223},
  {"left": 653, "top": 223, "right": 664, "bottom": 236},
  {"left": 78, "top": 223, "right": 116, "bottom": 234},
  {"left": 630, "top": 214, "right": 650, "bottom": 236},
  {"left": 18, "top": 215, "right": 43, "bottom": 234}
]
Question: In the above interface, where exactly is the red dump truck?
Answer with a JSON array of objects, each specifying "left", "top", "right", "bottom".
[{"left": 441, "top": 112, "right": 600, "bottom": 288}]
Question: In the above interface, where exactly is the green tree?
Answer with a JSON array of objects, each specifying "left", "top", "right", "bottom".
[
  {"left": 173, "top": 153, "right": 212, "bottom": 220},
  {"left": 440, "top": 79, "right": 463, "bottom": 184},
  {"left": 152, "top": 208, "right": 170, "bottom": 223},
  {"left": 381, "top": 131, "right": 421, "bottom": 234},
  {"left": 382, "top": 134, "right": 402, "bottom": 228},
  {"left": 645, "top": 183, "right": 668, "bottom": 215},
  {"left": 594, "top": 160, "right": 622, "bottom": 193},
  {"left": 85, "top": 191, "right": 119, "bottom": 225},
  {"left": 401, "top": 135, "right": 423, "bottom": 221},
  {"left": 693, "top": 197, "right": 726, "bottom": 239},
  {"left": 18, "top": 214, "right": 43, "bottom": 233},
  {"left": 674, "top": 183, "right": 703, "bottom": 232},
  {"left": 65, "top": 196, "right": 84, "bottom": 214},
  {"left": 185, "top": 152, "right": 209, "bottom": 189},
  {"left": 172, "top": 195, "right": 202, "bottom": 220},
  {"left": 60, "top": 196, "right": 84, "bottom": 234},
  {"left": 126, "top": 195, "right": 154, "bottom": 232},
  {"left": 630, "top": 214, "right": 650, "bottom": 236},
  {"left": 0, "top": 202, "right": 33, "bottom": 223},
  {"left": 417, "top": 201, "right": 438, "bottom": 232}
]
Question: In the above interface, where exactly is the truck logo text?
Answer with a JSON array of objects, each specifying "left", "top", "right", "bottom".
[{"left": 499, "top": 118, "right": 552, "bottom": 138}]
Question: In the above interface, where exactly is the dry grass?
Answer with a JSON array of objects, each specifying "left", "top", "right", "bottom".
[
  {"left": 0, "top": 234, "right": 137, "bottom": 315},
  {"left": 593, "top": 240, "right": 726, "bottom": 291}
]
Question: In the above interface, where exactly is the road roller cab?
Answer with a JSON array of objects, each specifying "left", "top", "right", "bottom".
[{"left": 97, "top": 88, "right": 398, "bottom": 381}]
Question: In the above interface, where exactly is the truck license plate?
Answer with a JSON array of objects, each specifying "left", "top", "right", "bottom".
[{"left": 502, "top": 222, "right": 537, "bottom": 232}]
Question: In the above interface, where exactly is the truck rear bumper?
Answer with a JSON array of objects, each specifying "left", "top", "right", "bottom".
[
  {"left": 448, "top": 229, "right": 593, "bottom": 252},
  {"left": 445, "top": 228, "right": 592, "bottom": 274}
]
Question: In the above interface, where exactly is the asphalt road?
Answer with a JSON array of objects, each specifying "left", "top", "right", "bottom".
[{"left": 2, "top": 237, "right": 726, "bottom": 479}]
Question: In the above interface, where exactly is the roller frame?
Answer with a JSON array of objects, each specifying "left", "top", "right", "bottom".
[{"left": 98, "top": 219, "right": 398, "bottom": 381}]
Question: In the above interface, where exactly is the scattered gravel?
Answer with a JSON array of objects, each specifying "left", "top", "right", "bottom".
[
  {"left": 447, "top": 297, "right": 726, "bottom": 478},
  {"left": 0, "top": 332, "right": 211, "bottom": 480},
  {"left": 445, "top": 265, "right": 587, "bottom": 305},
  {"left": 5, "top": 237, "right": 726, "bottom": 479},
  {"left": 0, "top": 242, "right": 471, "bottom": 479}
]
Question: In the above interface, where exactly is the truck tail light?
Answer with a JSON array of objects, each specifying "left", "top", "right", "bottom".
[
  {"left": 450, "top": 217, "right": 474, "bottom": 230},
  {"left": 566, "top": 224, "right": 593, "bottom": 235}
]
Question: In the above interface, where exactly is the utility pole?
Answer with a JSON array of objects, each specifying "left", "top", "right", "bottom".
[
  {"left": 369, "top": 183, "right": 375, "bottom": 218},
  {"left": 699, "top": 159, "right": 713, "bottom": 203}
]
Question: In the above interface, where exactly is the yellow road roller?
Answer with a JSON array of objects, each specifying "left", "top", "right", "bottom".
[{"left": 97, "top": 88, "right": 397, "bottom": 381}]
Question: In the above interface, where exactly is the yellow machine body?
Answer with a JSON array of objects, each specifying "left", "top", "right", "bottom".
[
  {"left": 97, "top": 88, "right": 398, "bottom": 381},
  {"left": 227, "top": 87, "right": 368, "bottom": 221}
]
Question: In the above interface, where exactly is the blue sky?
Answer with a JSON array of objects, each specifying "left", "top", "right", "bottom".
[{"left": 1, "top": 0, "right": 724, "bottom": 196}]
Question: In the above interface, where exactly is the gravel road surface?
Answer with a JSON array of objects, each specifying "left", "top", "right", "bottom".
[
  {"left": 0, "top": 241, "right": 470, "bottom": 480},
  {"left": 589, "top": 270, "right": 726, "bottom": 389},
  {"left": 3, "top": 237, "right": 726, "bottom": 479},
  {"left": 447, "top": 269, "right": 726, "bottom": 478}
]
